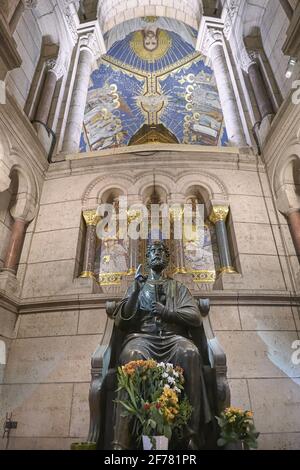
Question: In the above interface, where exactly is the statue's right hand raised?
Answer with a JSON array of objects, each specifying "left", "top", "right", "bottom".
[{"left": 134, "top": 264, "right": 146, "bottom": 291}]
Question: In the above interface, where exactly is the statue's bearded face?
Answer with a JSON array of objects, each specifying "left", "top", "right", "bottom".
[{"left": 148, "top": 243, "right": 168, "bottom": 271}]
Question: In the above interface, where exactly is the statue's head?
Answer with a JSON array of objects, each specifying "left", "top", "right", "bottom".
[{"left": 146, "top": 241, "right": 170, "bottom": 272}]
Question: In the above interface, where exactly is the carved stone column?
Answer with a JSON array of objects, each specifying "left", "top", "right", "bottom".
[
  {"left": 287, "top": 209, "right": 300, "bottom": 259},
  {"left": 197, "top": 22, "right": 246, "bottom": 147},
  {"left": 3, "top": 218, "right": 28, "bottom": 274},
  {"left": 34, "top": 59, "right": 63, "bottom": 126},
  {"left": 80, "top": 210, "right": 99, "bottom": 278},
  {"left": 240, "top": 49, "right": 274, "bottom": 121},
  {"left": 62, "top": 33, "right": 96, "bottom": 153},
  {"left": 209, "top": 206, "right": 235, "bottom": 273}
]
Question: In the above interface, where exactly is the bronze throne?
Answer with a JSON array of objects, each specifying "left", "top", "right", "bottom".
[{"left": 87, "top": 299, "right": 230, "bottom": 450}]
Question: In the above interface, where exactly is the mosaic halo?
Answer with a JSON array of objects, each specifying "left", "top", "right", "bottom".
[{"left": 130, "top": 30, "right": 172, "bottom": 62}]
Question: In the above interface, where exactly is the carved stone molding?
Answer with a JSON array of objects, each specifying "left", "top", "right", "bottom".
[
  {"left": 197, "top": 18, "right": 224, "bottom": 57},
  {"left": 62, "top": 0, "right": 78, "bottom": 43},
  {"left": 222, "top": 0, "right": 241, "bottom": 39},
  {"left": 23, "top": 0, "right": 38, "bottom": 9}
]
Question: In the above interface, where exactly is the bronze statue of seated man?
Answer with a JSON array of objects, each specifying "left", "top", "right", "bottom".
[{"left": 112, "top": 241, "right": 212, "bottom": 450}]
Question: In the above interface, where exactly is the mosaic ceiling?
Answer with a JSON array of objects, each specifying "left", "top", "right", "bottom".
[{"left": 80, "top": 18, "right": 228, "bottom": 152}]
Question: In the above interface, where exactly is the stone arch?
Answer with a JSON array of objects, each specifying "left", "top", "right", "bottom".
[
  {"left": 176, "top": 171, "right": 229, "bottom": 204},
  {"left": 273, "top": 144, "right": 300, "bottom": 214},
  {"left": 140, "top": 184, "right": 168, "bottom": 205},
  {"left": 82, "top": 174, "right": 134, "bottom": 207},
  {"left": 8, "top": 152, "right": 39, "bottom": 223},
  {"left": 135, "top": 172, "right": 175, "bottom": 199},
  {"left": 98, "top": 0, "right": 203, "bottom": 34}
]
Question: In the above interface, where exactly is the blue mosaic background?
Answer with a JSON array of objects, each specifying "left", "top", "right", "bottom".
[{"left": 80, "top": 28, "right": 228, "bottom": 152}]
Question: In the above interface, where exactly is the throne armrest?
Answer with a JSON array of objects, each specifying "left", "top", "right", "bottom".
[
  {"left": 198, "top": 299, "right": 231, "bottom": 414},
  {"left": 87, "top": 301, "right": 116, "bottom": 443}
]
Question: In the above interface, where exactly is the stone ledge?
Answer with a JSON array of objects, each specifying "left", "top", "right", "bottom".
[{"left": 0, "top": 290, "right": 297, "bottom": 315}]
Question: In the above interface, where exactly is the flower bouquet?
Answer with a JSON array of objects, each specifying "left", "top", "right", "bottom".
[
  {"left": 116, "top": 360, "right": 192, "bottom": 449},
  {"left": 216, "top": 407, "right": 260, "bottom": 450}
]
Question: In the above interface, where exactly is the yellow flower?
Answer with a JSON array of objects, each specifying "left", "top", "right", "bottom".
[{"left": 121, "top": 359, "right": 157, "bottom": 376}]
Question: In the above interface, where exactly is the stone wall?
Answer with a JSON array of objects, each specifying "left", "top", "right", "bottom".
[
  {"left": 6, "top": 8, "right": 42, "bottom": 109},
  {"left": 260, "top": 0, "right": 296, "bottom": 100},
  {"left": 0, "top": 304, "right": 107, "bottom": 450}
]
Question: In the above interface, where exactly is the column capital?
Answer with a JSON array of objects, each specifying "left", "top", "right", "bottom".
[
  {"left": 45, "top": 58, "right": 66, "bottom": 80},
  {"left": 209, "top": 206, "right": 229, "bottom": 224},
  {"left": 196, "top": 17, "right": 224, "bottom": 57},
  {"left": 169, "top": 205, "right": 184, "bottom": 222},
  {"left": 78, "top": 22, "right": 106, "bottom": 59},
  {"left": 79, "top": 32, "right": 97, "bottom": 56},
  {"left": 127, "top": 208, "right": 143, "bottom": 223},
  {"left": 239, "top": 47, "right": 257, "bottom": 73},
  {"left": 83, "top": 210, "right": 100, "bottom": 226}
]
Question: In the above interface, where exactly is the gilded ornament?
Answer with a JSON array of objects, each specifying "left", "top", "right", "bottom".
[
  {"left": 209, "top": 206, "right": 230, "bottom": 224},
  {"left": 83, "top": 210, "right": 100, "bottom": 226},
  {"left": 169, "top": 206, "right": 184, "bottom": 221},
  {"left": 98, "top": 272, "right": 123, "bottom": 286},
  {"left": 218, "top": 266, "right": 237, "bottom": 274},
  {"left": 190, "top": 270, "right": 216, "bottom": 283},
  {"left": 80, "top": 271, "right": 96, "bottom": 279}
]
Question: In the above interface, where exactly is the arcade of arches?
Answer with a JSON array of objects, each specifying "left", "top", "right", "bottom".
[{"left": 0, "top": 0, "right": 300, "bottom": 450}]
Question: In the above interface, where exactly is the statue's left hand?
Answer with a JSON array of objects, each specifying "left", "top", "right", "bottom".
[{"left": 151, "top": 302, "right": 165, "bottom": 317}]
